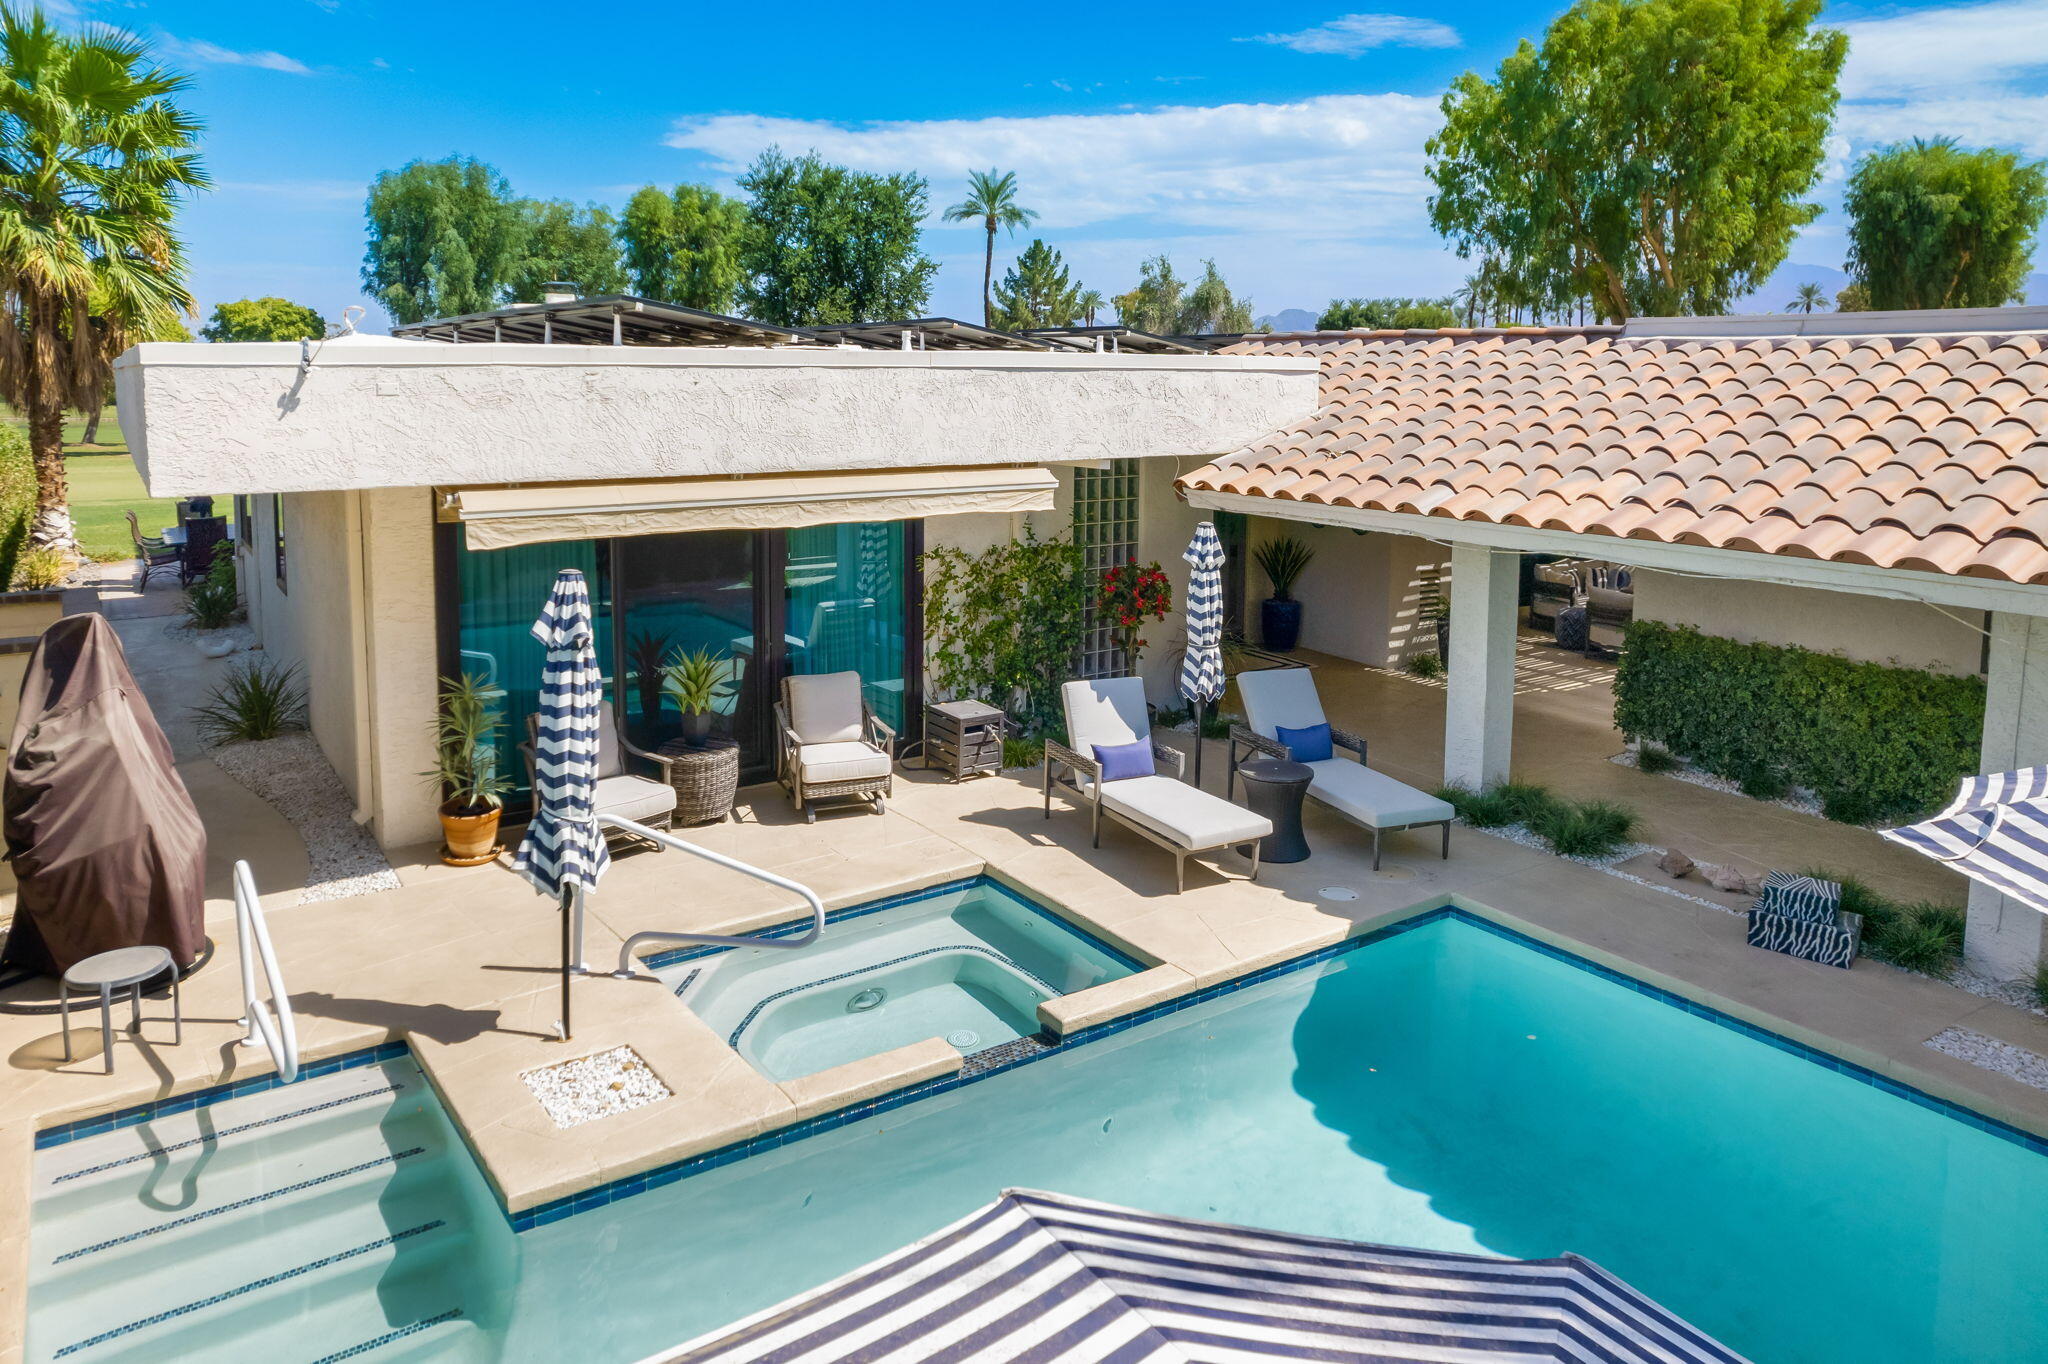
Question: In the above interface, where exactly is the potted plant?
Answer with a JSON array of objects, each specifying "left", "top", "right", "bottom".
[
  {"left": 662, "top": 646, "right": 731, "bottom": 744},
  {"left": 1253, "top": 536, "right": 1315, "bottom": 651},
  {"left": 427, "top": 672, "right": 510, "bottom": 866},
  {"left": 1098, "top": 559, "right": 1173, "bottom": 671}
]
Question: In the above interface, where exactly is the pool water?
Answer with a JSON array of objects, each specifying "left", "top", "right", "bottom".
[
  {"left": 30, "top": 912, "right": 2048, "bottom": 1363},
  {"left": 658, "top": 878, "right": 1136, "bottom": 1080}
]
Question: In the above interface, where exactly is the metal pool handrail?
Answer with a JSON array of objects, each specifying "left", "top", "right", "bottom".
[
  {"left": 600, "top": 814, "right": 827, "bottom": 978},
  {"left": 233, "top": 859, "right": 300, "bottom": 1084}
]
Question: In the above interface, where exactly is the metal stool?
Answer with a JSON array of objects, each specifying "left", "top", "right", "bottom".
[{"left": 60, "top": 946, "right": 181, "bottom": 1074}]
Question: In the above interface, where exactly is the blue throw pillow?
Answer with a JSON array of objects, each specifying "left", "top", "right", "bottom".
[
  {"left": 1091, "top": 739, "right": 1155, "bottom": 782},
  {"left": 1275, "top": 722, "right": 1333, "bottom": 764}
]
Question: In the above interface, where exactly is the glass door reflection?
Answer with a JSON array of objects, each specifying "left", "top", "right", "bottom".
[{"left": 611, "top": 530, "right": 765, "bottom": 768}]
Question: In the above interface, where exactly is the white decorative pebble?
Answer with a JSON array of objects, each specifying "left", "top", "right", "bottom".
[
  {"left": 1926, "top": 1026, "right": 2048, "bottom": 1092},
  {"left": 213, "top": 732, "right": 402, "bottom": 903},
  {"left": 522, "top": 1046, "right": 672, "bottom": 1128}
]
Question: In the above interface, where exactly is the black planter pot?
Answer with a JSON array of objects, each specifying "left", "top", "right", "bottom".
[
  {"left": 1434, "top": 618, "right": 1450, "bottom": 662},
  {"left": 1261, "top": 597, "right": 1303, "bottom": 652},
  {"left": 681, "top": 711, "right": 713, "bottom": 744}
]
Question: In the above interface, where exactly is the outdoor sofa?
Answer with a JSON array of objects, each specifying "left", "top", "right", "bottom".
[
  {"left": 1229, "top": 667, "right": 1454, "bottom": 870},
  {"left": 1046, "top": 676, "right": 1270, "bottom": 892}
]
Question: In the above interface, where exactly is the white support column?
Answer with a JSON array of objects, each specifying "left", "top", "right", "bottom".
[
  {"left": 1443, "top": 543, "right": 1518, "bottom": 790},
  {"left": 1968, "top": 611, "right": 2048, "bottom": 978}
]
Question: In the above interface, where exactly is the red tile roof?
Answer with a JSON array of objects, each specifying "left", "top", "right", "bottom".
[{"left": 1177, "top": 329, "right": 2048, "bottom": 584}]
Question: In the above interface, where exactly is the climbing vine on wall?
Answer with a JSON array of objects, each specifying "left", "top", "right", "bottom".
[{"left": 921, "top": 524, "right": 1087, "bottom": 735}]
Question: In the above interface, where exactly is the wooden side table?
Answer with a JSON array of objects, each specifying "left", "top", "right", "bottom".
[
  {"left": 924, "top": 700, "right": 1007, "bottom": 781},
  {"left": 658, "top": 737, "right": 739, "bottom": 824}
]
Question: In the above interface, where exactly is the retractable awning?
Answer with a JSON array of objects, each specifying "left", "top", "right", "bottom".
[{"left": 438, "top": 465, "right": 1059, "bottom": 550}]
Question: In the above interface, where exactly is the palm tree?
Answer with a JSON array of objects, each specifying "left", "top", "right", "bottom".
[
  {"left": 1787, "top": 282, "right": 1828, "bottom": 314},
  {"left": 942, "top": 169, "right": 1037, "bottom": 328},
  {"left": 0, "top": 10, "right": 205, "bottom": 549},
  {"left": 1075, "top": 288, "right": 1105, "bottom": 326}
]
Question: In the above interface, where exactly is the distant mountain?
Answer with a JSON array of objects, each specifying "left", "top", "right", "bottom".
[{"left": 1256, "top": 308, "right": 1318, "bottom": 333}]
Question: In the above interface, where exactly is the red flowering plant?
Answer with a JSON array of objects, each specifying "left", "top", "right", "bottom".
[{"left": 1099, "top": 559, "right": 1173, "bottom": 668}]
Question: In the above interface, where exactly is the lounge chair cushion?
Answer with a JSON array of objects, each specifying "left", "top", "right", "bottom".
[
  {"left": 1303, "top": 759, "right": 1454, "bottom": 829},
  {"left": 592, "top": 774, "right": 677, "bottom": 825},
  {"left": 796, "top": 740, "right": 891, "bottom": 784},
  {"left": 787, "top": 672, "right": 865, "bottom": 744},
  {"left": 1235, "top": 667, "right": 1326, "bottom": 740},
  {"left": 1100, "top": 775, "right": 1272, "bottom": 851},
  {"left": 1061, "top": 677, "right": 1149, "bottom": 752}
]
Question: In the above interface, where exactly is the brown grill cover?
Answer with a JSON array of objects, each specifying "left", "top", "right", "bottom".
[{"left": 1, "top": 613, "right": 206, "bottom": 976}]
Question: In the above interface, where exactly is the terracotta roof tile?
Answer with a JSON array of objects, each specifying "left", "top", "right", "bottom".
[{"left": 1180, "top": 330, "right": 2048, "bottom": 584}]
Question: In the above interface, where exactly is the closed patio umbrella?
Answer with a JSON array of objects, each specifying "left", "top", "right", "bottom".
[
  {"left": 665, "top": 1189, "right": 1750, "bottom": 1363},
  {"left": 1178, "top": 522, "right": 1226, "bottom": 789},
  {"left": 1883, "top": 765, "right": 2048, "bottom": 916},
  {"left": 511, "top": 569, "right": 610, "bottom": 1040}
]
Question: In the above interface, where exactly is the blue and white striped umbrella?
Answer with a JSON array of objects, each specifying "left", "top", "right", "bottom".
[
  {"left": 512, "top": 569, "right": 610, "bottom": 900},
  {"left": 1883, "top": 766, "right": 2048, "bottom": 916},
  {"left": 1178, "top": 522, "right": 1226, "bottom": 706},
  {"left": 668, "top": 1189, "right": 1749, "bottom": 1363}
]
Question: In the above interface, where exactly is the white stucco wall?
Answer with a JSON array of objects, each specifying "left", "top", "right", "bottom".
[
  {"left": 114, "top": 342, "right": 1318, "bottom": 497},
  {"left": 1245, "top": 519, "right": 1449, "bottom": 667},
  {"left": 1632, "top": 571, "right": 1987, "bottom": 676}
]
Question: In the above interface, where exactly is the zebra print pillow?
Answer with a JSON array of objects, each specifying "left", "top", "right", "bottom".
[{"left": 1755, "top": 871, "right": 1842, "bottom": 926}]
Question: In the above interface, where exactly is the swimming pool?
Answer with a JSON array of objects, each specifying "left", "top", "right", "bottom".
[{"left": 31, "top": 910, "right": 2048, "bottom": 1363}]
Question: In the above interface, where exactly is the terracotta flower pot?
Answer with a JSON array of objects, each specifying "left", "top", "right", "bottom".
[{"left": 439, "top": 801, "right": 501, "bottom": 866}]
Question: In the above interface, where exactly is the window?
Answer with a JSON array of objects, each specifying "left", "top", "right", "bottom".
[
  {"left": 1071, "top": 459, "right": 1139, "bottom": 678},
  {"left": 233, "top": 495, "right": 253, "bottom": 548},
  {"left": 272, "top": 494, "right": 287, "bottom": 591}
]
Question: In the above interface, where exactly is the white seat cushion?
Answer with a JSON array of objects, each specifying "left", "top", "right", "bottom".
[
  {"left": 592, "top": 774, "right": 677, "bottom": 824},
  {"left": 797, "top": 740, "right": 891, "bottom": 784},
  {"left": 1101, "top": 775, "right": 1271, "bottom": 850},
  {"left": 1303, "top": 759, "right": 1453, "bottom": 829},
  {"left": 1234, "top": 667, "right": 1327, "bottom": 742},
  {"left": 787, "top": 672, "right": 865, "bottom": 743},
  {"left": 1061, "top": 677, "right": 1150, "bottom": 753}
]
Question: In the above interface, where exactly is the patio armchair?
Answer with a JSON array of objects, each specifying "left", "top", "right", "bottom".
[
  {"left": 125, "top": 511, "right": 182, "bottom": 590},
  {"left": 1229, "top": 667, "right": 1454, "bottom": 870},
  {"left": 179, "top": 516, "right": 229, "bottom": 586},
  {"left": 521, "top": 705, "right": 678, "bottom": 843},
  {"left": 1046, "top": 676, "right": 1270, "bottom": 893},
  {"left": 776, "top": 671, "right": 896, "bottom": 822}
]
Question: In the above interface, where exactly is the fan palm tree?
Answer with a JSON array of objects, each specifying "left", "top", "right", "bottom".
[
  {"left": 0, "top": 10, "right": 205, "bottom": 549},
  {"left": 942, "top": 169, "right": 1037, "bottom": 328},
  {"left": 1075, "top": 288, "right": 1105, "bottom": 326},
  {"left": 1787, "top": 282, "right": 1828, "bottom": 314}
]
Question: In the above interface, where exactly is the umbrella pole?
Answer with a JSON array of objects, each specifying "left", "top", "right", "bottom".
[
  {"left": 1193, "top": 700, "right": 1205, "bottom": 788},
  {"left": 558, "top": 884, "right": 574, "bottom": 1041}
]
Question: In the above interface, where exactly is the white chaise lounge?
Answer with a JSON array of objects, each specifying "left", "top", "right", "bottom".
[
  {"left": 1046, "top": 677, "right": 1272, "bottom": 893},
  {"left": 1230, "top": 667, "right": 1454, "bottom": 870}
]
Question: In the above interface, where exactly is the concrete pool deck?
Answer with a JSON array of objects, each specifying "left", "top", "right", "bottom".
[{"left": 2, "top": 749, "right": 2046, "bottom": 1362}]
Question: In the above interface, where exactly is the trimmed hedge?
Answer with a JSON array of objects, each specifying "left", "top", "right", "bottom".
[
  {"left": 1614, "top": 620, "right": 1983, "bottom": 824},
  {"left": 0, "top": 424, "right": 30, "bottom": 589}
]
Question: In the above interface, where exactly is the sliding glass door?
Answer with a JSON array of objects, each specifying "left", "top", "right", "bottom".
[
  {"left": 784, "top": 521, "right": 909, "bottom": 734},
  {"left": 612, "top": 530, "right": 766, "bottom": 758}
]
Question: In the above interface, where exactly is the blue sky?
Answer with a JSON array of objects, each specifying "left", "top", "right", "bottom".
[{"left": 65, "top": 0, "right": 2048, "bottom": 330}]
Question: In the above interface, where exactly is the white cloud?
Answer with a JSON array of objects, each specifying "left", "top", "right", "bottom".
[
  {"left": 1238, "top": 14, "right": 1460, "bottom": 57},
  {"left": 664, "top": 93, "right": 1442, "bottom": 236},
  {"left": 1836, "top": 0, "right": 2048, "bottom": 99},
  {"left": 170, "top": 39, "right": 313, "bottom": 75}
]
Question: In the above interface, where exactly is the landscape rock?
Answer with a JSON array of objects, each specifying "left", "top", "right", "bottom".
[
  {"left": 1657, "top": 848, "right": 1696, "bottom": 879},
  {"left": 1704, "top": 862, "right": 1760, "bottom": 895}
]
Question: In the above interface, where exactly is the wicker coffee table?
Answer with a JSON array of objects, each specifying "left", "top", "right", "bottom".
[{"left": 658, "top": 737, "right": 739, "bottom": 824}]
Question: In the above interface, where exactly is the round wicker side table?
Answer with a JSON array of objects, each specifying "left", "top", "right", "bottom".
[{"left": 658, "top": 737, "right": 740, "bottom": 825}]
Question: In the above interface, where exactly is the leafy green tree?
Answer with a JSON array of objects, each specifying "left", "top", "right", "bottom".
[
  {"left": 619, "top": 183, "right": 747, "bottom": 310},
  {"left": 1845, "top": 138, "right": 2048, "bottom": 311},
  {"left": 1317, "top": 297, "right": 1459, "bottom": 329},
  {"left": 1786, "top": 282, "right": 1828, "bottom": 314},
  {"left": 502, "top": 199, "right": 624, "bottom": 301},
  {"left": 362, "top": 157, "right": 525, "bottom": 325},
  {"left": 942, "top": 169, "right": 1038, "bottom": 327},
  {"left": 992, "top": 239, "right": 1083, "bottom": 330},
  {"left": 1180, "top": 259, "right": 1255, "bottom": 333},
  {"left": 1835, "top": 281, "right": 1869, "bottom": 312},
  {"left": 1112, "top": 256, "right": 1255, "bottom": 334},
  {"left": 737, "top": 149, "right": 937, "bottom": 327},
  {"left": 202, "top": 296, "right": 327, "bottom": 342},
  {"left": 1427, "top": 0, "right": 1846, "bottom": 321},
  {"left": 0, "top": 10, "right": 205, "bottom": 547}
]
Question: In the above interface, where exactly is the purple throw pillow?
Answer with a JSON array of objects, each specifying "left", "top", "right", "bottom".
[
  {"left": 1275, "top": 722, "right": 1333, "bottom": 763},
  {"left": 1091, "top": 739, "right": 1155, "bottom": 782}
]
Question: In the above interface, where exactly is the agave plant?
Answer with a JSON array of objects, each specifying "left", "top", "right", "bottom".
[
  {"left": 425, "top": 671, "right": 511, "bottom": 813},
  {"left": 192, "top": 657, "right": 308, "bottom": 746},
  {"left": 662, "top": 646, "right": 733, "bottom": 741},
  {"left": 1253, "top": 536, "right": 1314, "bottom": 600},
  {"left": 624, "top": 628, "right": 674, "bottom": 727}
]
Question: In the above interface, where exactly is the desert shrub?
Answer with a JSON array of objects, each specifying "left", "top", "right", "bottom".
[
  {"left": 13, "top": 546, "right": 65, "bottom": 589},
  {"left": 1634, "top": 743, "right": 1678, "bottom": 774},
  {"left": 183, "top": 551, "right": 239, "bottom": 629},
  {"left": 2032, "top": 963, "right": 2048, "bottom": 1014},
  {"left": 1434, "top": 782, "right": 1520, "bottom": 828},
  {"left": 1003, "top": 735, "right": 1046, "bottom": 770},
  {"left": 1733, "top": 759, "right": 1791, "bottom": 802},
  {"left": 1405, "top": 652, "right": 1444, "bottom": 679},
  {"left": 1865, "top": 903, "right": 1965, "bottom": 976},
  {"left": 1529, "top": 797, "right": 1638, "bottom": 858},
  {"left": 1615, "top": 621, "right": 1981, "bottom": 824},
  {"left": 192, "top": 657, "right": 307, "bottom": 744},
  {"left": 1153, "top": 704, "right": 1191, "bottom": 728}
]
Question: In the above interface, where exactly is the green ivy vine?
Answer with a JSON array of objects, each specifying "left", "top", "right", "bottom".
[{"left": 921, "top": 524, "right": 1086, "bottom": 735}]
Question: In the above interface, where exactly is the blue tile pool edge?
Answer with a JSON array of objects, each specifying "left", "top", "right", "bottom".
[
  {"left": 506, "top": 902, "right": 2048, "bottom": 1231},
  {"left": 32, "top": 1041, "right": 410, "bottom": 1148},
  {"left": 640, "top": 873, "right": 1147, "bottom": 975}
]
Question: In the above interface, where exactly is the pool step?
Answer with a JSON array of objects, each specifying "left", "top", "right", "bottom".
[{"left": 28, "top": 1057, "right": 506, "bottom": 1364}]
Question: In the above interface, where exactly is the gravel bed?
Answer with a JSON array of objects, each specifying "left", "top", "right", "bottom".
[
  {"left": 522, "top": 1045, "right": 671, "bottom": 1129},
  {"left": 1455, "top": 819, "right": 1734, "bottom": 911},
  {"left": 212, "top": 732, "right": 401, "bottom": 903},
  {"left": 1610, "top": 748, "right": 1832, "bottom": 819},
  {"left": 1926, "top": 1026, "right": 2048, "bottom": 1092},
  {"left": 1948, "top": 966, "right": 2048, "bottom": 1018}
]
